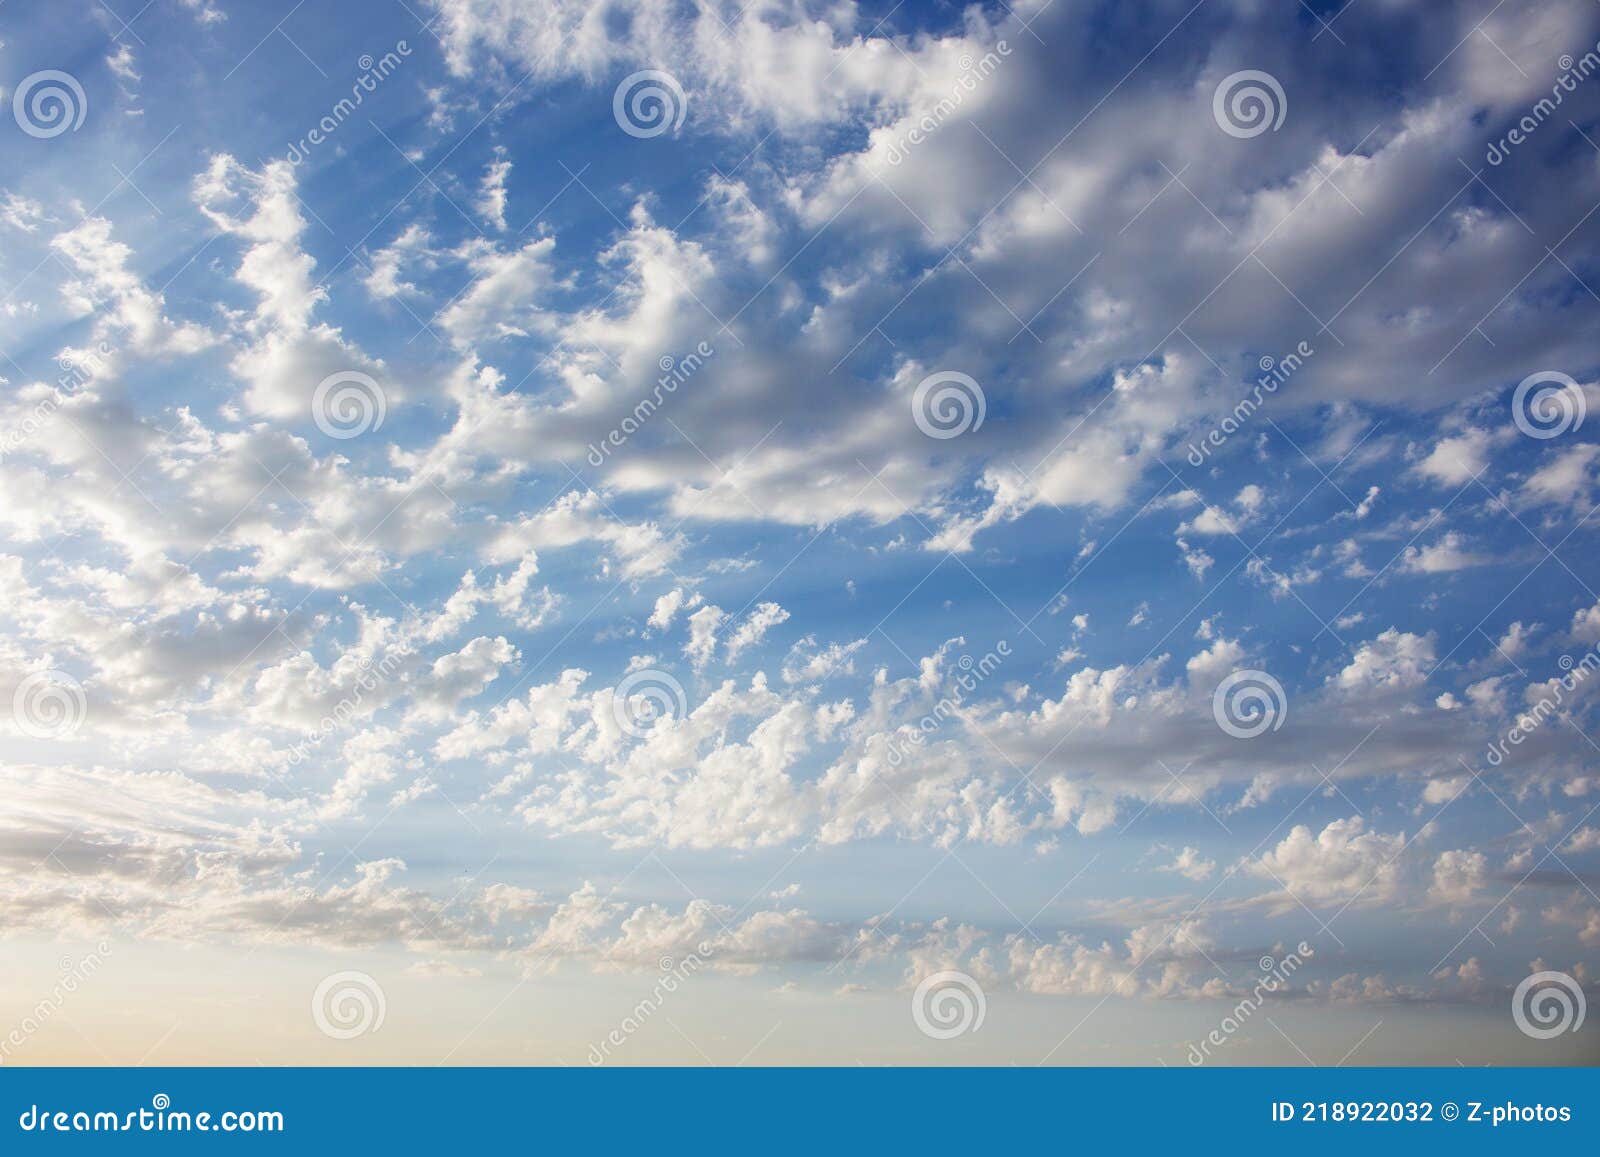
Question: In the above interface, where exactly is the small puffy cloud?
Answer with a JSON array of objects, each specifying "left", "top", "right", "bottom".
[
  {"left": 1571, "top": 598, "right": 1600, "bottom": 645},
  {"left": 475, "top": 151, "right": 511, "bottom": 231},
  {"left": 438, "top": 237, "right": 558, "bottom": 348},
  {"left": 684, "top": 604, "right": 728, "bottom": 670},
  {"left": 725, "top": 602, "right": 790, "bottom": 663},
  {"left": 1400, "top": 532, "right": 1491, "bottom": 574},
  {"left": 1494, "top": 621, "right": 1536, "bottom": 660},
  {"left": 1413, "top": 428, "right": 1492, "bottom": 485},
  {"left": 647, "top": 587, "right": 701, "bottom": 633},
  {"left": 1520, "top": 444, "right": 1599, "bottom": 511},
  {"left": 782, "top": 635, "right": 867, "bottom": 683},
  {"left": 1335, "top": 629, "right": 1435, "bottom": 692},
  {"left": 1176, "top": 537, "right": 1213, "bottom": 581},
  {"left": 1430, "top": 849, "right": 1487, "bottom": 904},
  {"left": 1248, "top": 817, "right": 1406, "bottom": 906},
  {"left": 1422, "top": 775, "right": 1469, "bottom": 805},
  {"left": 1158, "top": 846, "right": 1216, "bottom": 882}
]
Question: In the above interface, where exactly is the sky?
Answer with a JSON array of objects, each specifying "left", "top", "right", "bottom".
[{"left": 1, "top": 0, "right": 1600, "bottom": 1067}]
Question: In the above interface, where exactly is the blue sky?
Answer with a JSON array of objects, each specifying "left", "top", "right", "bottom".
[{"left": 2, "top": 0, "right": 1600, "bottom": 1065}]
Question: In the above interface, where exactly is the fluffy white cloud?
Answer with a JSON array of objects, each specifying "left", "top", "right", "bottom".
[
  {"left": 1336, "top": 629, "right": 1435, "bottom": 692},
  {"left": 1248, "top": 818, "right": 1407, "bottom": 907},
  {"left": 1430, "top": 849, "right": 1488, "bottom": 905},
  {"left": 1414, "top": 428, "right": 1494, "bottom": 486},
  {"left": 725, "top": 601, "right": 789, "bottom": 662},
  {"left": 1159, "top": 845, "right": 1216, "bottom": 883}
]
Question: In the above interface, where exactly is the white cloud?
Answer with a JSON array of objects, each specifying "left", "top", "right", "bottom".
[
  {"left": 725, "top": 601, "right": 790, "bottom": 663},
  {"left": 1414, "top": 428, "right": 1493, "bottom": 485},
  {"left": 1430, "top": 849, "right": 1487, "bottom": 904},
  {"left": 475, "top": 151, "right": 511, "bottom": 231},
  {"left": 438, "top": 237, "right": 558, "bottom": 348},
  {"left": 1400, "top": 531, "right": 1491, "bottom": 574},
  {"left": 1335, "top": 629, "right": 1435, "bottom": 692},
  {"left": 647, "top": 587, "right": 700, "bottom": 632},
  {"left": 683, "top": 604, "right": 727, "bottom": 671},
  {"left": 1248, "top": 817, "right": 1407, "bottom": 906},
  {"left": 1572, "top": 598, "right": 1600, "bottom": 644},
  {"left": 782, "top": 635, "right": 867, "bottom": 684},
  {"left": 1158, "top": 845, "right": 1216, "bottom": 882},
  {"left": 485, "top": 490, "right": 684, "bottom": 579}
]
